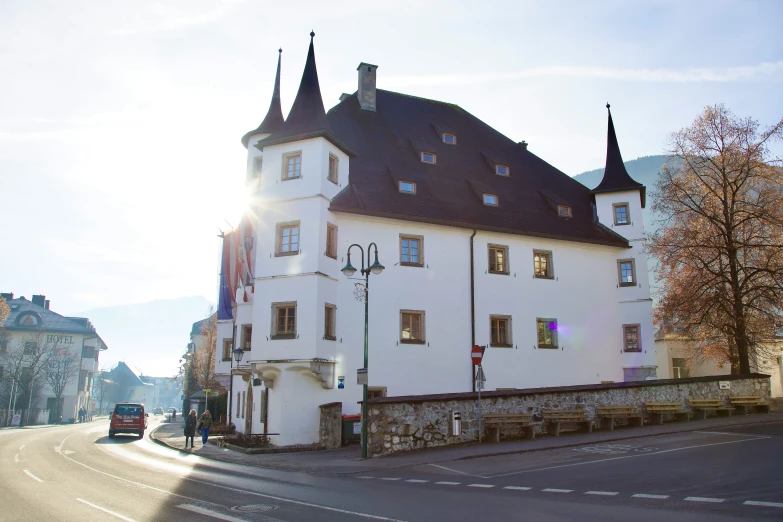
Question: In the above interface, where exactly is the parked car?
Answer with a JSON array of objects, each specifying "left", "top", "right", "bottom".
[
  {"left": 153, "top": 407, "right": 164, "bottom": 415},
  {"left": 109, "top": 403, "right": 148, "bottom": 439}
]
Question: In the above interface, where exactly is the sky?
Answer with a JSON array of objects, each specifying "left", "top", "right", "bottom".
[{"left": 2, "top": 0, "right": 782, "bottom": 322}]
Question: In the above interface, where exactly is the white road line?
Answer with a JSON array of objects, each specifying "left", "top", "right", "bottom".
[
  {"left": 542, "top": 488, "right": 573, "bottom": 493},
  {"left": 356, "top": 476, "right": 375, "bottom": 479},
  {"left": 632, "top": 494, "right": 669, "bottom": 499},
  {"left": 19, "top": 445, "right": 25, "bottom": 450},
  {"left": 54, "top": 446, "right": 61, "bottom": 453},
  {"left": 434, "top": 481, "right": 461, "bottom": 485},
  {"left": 685, "top": 497, "right": 725, "bottom": 503},
  {"left": 467, "top": 484, "right": 495, "bottom": 488},
  {"left": 380, "top": 477, "right": 401, "bottom": 481},
  {"left": 745, "top": 500, "right": 783, "bottom": 508},
  {"left": 428, "top": 463, "right": 484, "bottom": 477},
  {"left": 23, "top": 470, "right": 43, "bottom": 482},
  {"left": 585, "top": 491, "right": 619, "bottom": 496},
  {"left": 14, "top": 454, "right": 19, "bottom": 463},
  {"left": 695, "top": 431, "right": 771, "bottom": 438},
  {"left": 503, "top": 486, "right": 532, "bottom": 491},
  {"left": 177, "top": 504, "right": 247, "bottom": 522},
  {"left": 487, "top": 437, "right": 770, "bottom": 478},
  {"left": 76, "top": 498, "right": 136, "bottom": 522},
  {"left": 405, "top": 479, "right": 428, "bottom": 483}
]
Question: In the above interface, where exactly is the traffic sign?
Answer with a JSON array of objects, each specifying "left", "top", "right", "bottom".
[{"left": 471, "top": 345, "right": 484, "bottom": 365}]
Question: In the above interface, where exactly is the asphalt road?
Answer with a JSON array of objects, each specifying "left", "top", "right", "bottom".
[{"left": 1, "top": 417, "right": 781, "bottom": 521}]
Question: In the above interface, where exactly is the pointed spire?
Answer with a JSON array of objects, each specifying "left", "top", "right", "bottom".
[
  {"left": 280, "top": 30, "right": 330, "bottom": 135},
  {"left": 592, "top": 104, "right": 646, "bottom": 207},
  {"left": 241, "top": 49, "right": 285, "bottom": 148}
]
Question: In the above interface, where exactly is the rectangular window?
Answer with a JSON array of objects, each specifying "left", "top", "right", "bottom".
[
  {"left": 488, "top": 245, "right": 509, "bottom": 274},
  {"left": 324, "top": 304, "right": 336, "bottom": 340},
  {"left": 533, "top": 250, "right": 553, "bottom": 278},
  {"left": 618, "top": 259, "right": 636, "bottom": 286},
  {"left": 222, "top": 339, "right": 233, "bottom": 361},
  {"left": 242, "top": 391, "right": 246, "bottom": 418},
  {"left": 282, "top": 152, "right": 302, "bottom": 180},
  {"left": 483, "top": 193, "right": 498, "bottom": 206},
  {"left": 400, "top": 235, "right": 423, "bottom": 266},
  {"left": 272, "top": 302, "right": 297, "bottom": 339},
  {"left": 672, "top": 358, "right": 690, "bottom": 378},
  {"left": 536, "top": 318, "right": 558, "bottom": 348},
  {"left": 253, "top": 157, "right": 263, "bottom": 178},
  {"left": 623, "top": 324, "right": 641, "bottom": 352},
  {"left": 495, "top": 164, "right": 509, "bottom": 176},
  {"left": 368, "top": 387, "right": 387, "bottom": 399},
  {"left": 241, "top": 325, "right": 252, "bottom": 350},
  {"left": 421, "top": 151, "right": 436, "bottom": 164},
  {"left": 236, "top": 392, "right": 241, "bottom": 417},
  {"left": 399, "top": 180, "right": 416, "bottom": 194},
  {"left": 558, "top": 205, "right": 572, "bottom": 217},
  {"left": 276, "top": 222, "right": 300, "bottom": 256},
  {"left": 442, "top": 133, "right": 456, "bottom": 144},
  {"left": 81, "top": 346, "right": 95, "bottom": 359},
  {"left": 490, "top": 316, "right": 512, "bottom": 347},
  {"left": 400, "top": 310, "right": 425, "bottom": 343},
  {"left": 613, "top": 203, "right": 630, "bottom": 225},
  {"left": 326, "top": 223, "right": 338, "bottom": 258},
  {"left": 0, "top": 338, "right": 7, "bottom": 353},
  {"left": 23, "top": 341, "right": 36, "bottom": 355},
  {"left": 328, "top": 153, "right": 339, "bottom": 184}
]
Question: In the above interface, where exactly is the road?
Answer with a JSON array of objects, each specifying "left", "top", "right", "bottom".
[{"left": 1, "top": 417, "right": 781, "bottom": 521}]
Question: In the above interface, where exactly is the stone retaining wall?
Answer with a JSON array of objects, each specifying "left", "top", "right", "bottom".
[
  {"left": 366, "top": 374, "right": 771, "bottom": 457},
  {"left": 318, "top": 402, "right": 342, "bottom": 450}
]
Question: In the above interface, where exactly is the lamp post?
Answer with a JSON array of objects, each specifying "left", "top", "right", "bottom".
[
  {"left": 229, "top": 346, "right": 251, "bottom": 426},
  {"left": 341, "top": 242, "right": 385, "bottom": 459}
]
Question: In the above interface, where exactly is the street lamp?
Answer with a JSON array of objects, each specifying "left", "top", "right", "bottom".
[{"left": 341, "top": 242, "right": 384, "bottom": 459}]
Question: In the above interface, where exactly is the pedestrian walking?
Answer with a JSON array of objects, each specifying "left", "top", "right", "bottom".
[
  {"left": 172, "top": 408, "right": 176, "bottom": 421},
  {"left": 78, "top": 407, "right": 84, "bottom": 423},
  {"left": 197, "top": 410, "right": 213, "bottom": 446},
  {"left": 184, "top": 410, "right": 197, "bottom": 449}
]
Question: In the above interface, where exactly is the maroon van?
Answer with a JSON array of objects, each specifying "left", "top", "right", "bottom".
[{"left": 109, "top": 403, "right": 148, "bottom": 439}]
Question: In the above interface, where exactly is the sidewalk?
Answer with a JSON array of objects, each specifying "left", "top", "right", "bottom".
[{"left": 151, "top": 409, "right": 783, "bottom": 475}]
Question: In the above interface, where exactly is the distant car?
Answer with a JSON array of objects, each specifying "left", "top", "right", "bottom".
[
  {"left": 153, "top": 407, "right": 164, "bottom": 415},
  {"left": 109, "top": 403, "right": 148, "bottom": 439}
]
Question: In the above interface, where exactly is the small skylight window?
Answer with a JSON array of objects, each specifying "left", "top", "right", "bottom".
[
  {"left": 483, "top": 193, "right": 498, "bottom": 206},
  {"left": 442, "top": 133, "right": 456, "bottom": 145},
  {"left": 558, "top": 204, "right": 572, "bottom": 217},
  {"left": 399, "top": 180, "right": 416, "bottom": 194},
  {"left": 421, "top": 151, "right": 436, "bottom": 164},
  {"left": 495, "top": 164, "right": 510, "bottom": 176}
]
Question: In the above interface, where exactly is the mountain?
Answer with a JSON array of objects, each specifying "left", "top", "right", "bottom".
[{"left": 76, "top": 296, "right": 215, "bottom": 377}]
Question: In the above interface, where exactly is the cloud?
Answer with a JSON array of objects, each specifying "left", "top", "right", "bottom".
[{"left": 383, "top": 61, "right": 783, "bottom": 89}]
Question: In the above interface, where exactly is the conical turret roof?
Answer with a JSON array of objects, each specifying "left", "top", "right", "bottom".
[
  {"left": 241, "top": 49, "right": 285, "bottom": 148},
  {"left": 592, "top": 104, "right": 646, "bottom": 207}
]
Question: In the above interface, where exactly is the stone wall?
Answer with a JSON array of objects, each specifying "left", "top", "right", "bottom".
[
  {"left": 318, "top": 402, "right": 342, "bottom": 450},
  {"left": 366, "top": 374, "right": 771, "bottom": 457}
]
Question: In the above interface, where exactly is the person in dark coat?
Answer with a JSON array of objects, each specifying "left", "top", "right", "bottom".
[
  {"left": 184, "top": 409, "right": 197, "bottom": 449},
  {"left": 198, "top": 410, "right": 213, "bottom": 446}
]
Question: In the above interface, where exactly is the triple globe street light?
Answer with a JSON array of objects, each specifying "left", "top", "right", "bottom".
[{"left": 341, "top": 242, "right": 384, "bottom": 459}]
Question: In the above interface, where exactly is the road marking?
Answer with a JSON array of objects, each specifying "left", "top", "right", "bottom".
[
  {"left": 76, "top": 498, "right": 136, "bottom": 521},
  {"left": 542, "top": 488, "right": 573, "bottom": 493},
  {"left": 19, "top": 445, "right": 25, "bottom": 450},
  {"left": 14, "top": 454, "right": 19, "bottom": 463},
  {"left": 585, "top": 491, "right": 619, "bottom": 496},
  {"left": 428, "top": 463, "right": 484, "bottom": 477},
  {"left": 467, "top": 484, "right": 495, "bottom": 488},
  {"left": 696, "top": 431, "right": 771, "bottom": 438},
  {"left": 632, "top": 494, "right": 669, "bottom": 499},
  {"left": 177, "top": 504, "right": 247, "bottom": 522},
  {"left": 405, "top": 479, "right": 428, "bottom": 483},
  {"left": 685, "top": 497, "right": 724, "bottom": 503},
  {"left": 503, "top": 486, "right": 532, "bottom": 491},
  {"left": 23, "top": 470, "right": 43, "bottom": 482},
  {"left": 55, "top": 446, "right": 61, "bottom": 453},
  {"left": 380, "top": 477, "right": 401, "bottom": 481},
  {"left": 434, "top": 481, "right": 461, "bottom": 485},
  {"left": 744, "top": 500, "right": 783, "bottom": 508},
  {"left": 488, "top": 437, "right": 770, "bottom": 478},
  {"left": 356, "top": 476, "right": 375, "bottom": 479}
]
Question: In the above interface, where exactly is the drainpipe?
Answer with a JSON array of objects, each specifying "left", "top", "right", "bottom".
[{"left": 470, "top": 229, "right": 477, "bottom": 393}]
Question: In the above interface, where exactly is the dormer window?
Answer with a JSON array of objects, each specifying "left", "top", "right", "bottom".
[
  {"left": 495, "top": 164, "right": 510, "bottom": 176},
  {"left": 421, "top": 152, "right": 436, "bottom": 164},
  {"left": 399, "top": 180, "right": 416, "bottom": 194},
  {"left": 483, "top": 193, "right": 498, "bottom": 206},
  {"left": 557, "top": 205, "right": 572, "bottom": 217},
  {"left": 442, "top": 133, "right": 456, "bottom": 145}
]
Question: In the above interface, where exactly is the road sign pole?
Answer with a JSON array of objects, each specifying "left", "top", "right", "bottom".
[{"left": 477, "top": 365, "right": 482, "bottom": 443}]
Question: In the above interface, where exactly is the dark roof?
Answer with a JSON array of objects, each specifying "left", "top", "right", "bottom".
[
  {"left": 253, "top": 33, "right": 357, "bottom": 157},
  {"left": 592, "top": 104, "right": 646, "bottom": 207},
  {"left": 327, "top": 90, "right": 630, "bottom": 248},
  {"left": 3, "top": 297, "right": 96, "bottom": 335},
  {"left": 241, "top": 49, "right": 285, "bottom": 148},
  {"left": 191, "top": 313, "right": 215, "bottom": 336}
]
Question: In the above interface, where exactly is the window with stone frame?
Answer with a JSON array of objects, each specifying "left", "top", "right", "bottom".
[
  {"left": 400, "top": 310, "right": 425, "bottom": 343},
  {"left": 613, "top": 203, "right": 630, "bottom": 225},
  {"left": 222, "top": 339, "right": 233, "bottom": 361},
  {"left": 253, "top": 157, "right": 263, "bottom": 178},
  {"left": 488, "top": 245, "right": 509, "bottom": 274},
  {"left": 490, "top": 315, "right": 512, "bottom": 347},
  {"left": 533, "top": 250, "right": 554, "bottom": 278},
  {"left": 271, "top": 302, "right": 297, "bottom": 339},
  {"left": 623, "top": 324, "right": 641, "bottom": 352},
  {"left": 326, "top": 223, "right": 338, "bottom": 258},
  {"left": 536, "top": 318, "right": 558, "bottom": 348},
  {"left": 617, "top": 259, "right": 636, "bottom": 286},
  {"left": 276, "top": 222, "right": 300, "bottom": 256},
  {"left": 324, "top": 304, "right": 336, "bottom": 341},
  {"left": 282, "top": 152, "right": 302, "bottom": 180},
  {"left": 328, "top": 153, "right": 339, "bottom": 184},
  {"left": 241, "top": 325, "right": 252, "bottom": 350},
  {"left": 400, "top": 235, "right": 423, "bottom": 266}
]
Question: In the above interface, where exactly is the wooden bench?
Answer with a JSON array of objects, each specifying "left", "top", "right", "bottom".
[
  {"left": 542, "top": 409, "right": 595, "bottom": 437},
  {"left": 595, "top": 405, "right": 644, "bottom": 430},
  {"left": 688, "top": 399, "right": 735, "bottom": 420},
  {"left": 729, "top": 396, "right": 771, "bottom": 415},
  {"left": 482, "top": 414, "right": 539, "bottom": 442},
  {"left": 644, "top": 402, "right": 692, "bottom": 425}
]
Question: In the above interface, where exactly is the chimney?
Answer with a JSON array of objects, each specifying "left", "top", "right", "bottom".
[
  {"left": 357, "top": 62, "right": 378, "bottom": 112},
  {"left": 519, "top": 141, "right": 528, "bottom": 150},
  {"left": 44, "top": 300, "right": 50, "bottom": 310},
  {"left": 0, "top": 292, "right": 12, "bottom": 301},
  {"left": 32, "top": 294, "right": 46, "bottom": 308},
  {"left": 339, "top": 93, "right": 351, "bottom": 102}
]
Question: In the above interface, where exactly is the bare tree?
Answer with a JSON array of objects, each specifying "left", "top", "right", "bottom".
[
  {"left": 192, "top": 310, "right": 220, "bottom": 391},
  {"left": 44, "top": 346, "right": 82, "bottom": 423},
  {"left": 93, "top": 366, "right": 112, "bottom": 415},
  {"left": 0, "top": 331, "right": 55, "bottom": 425},
  {"left": 649, "top": 104, "right": 783, "bottom": 374}
]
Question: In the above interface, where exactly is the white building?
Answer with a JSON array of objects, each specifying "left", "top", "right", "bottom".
[
  {"left": 0, "top": 293, "right": 107, "bottom": 423},
  {"left": 214, "top": 34, "right": 656, "bottom": 445}
]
